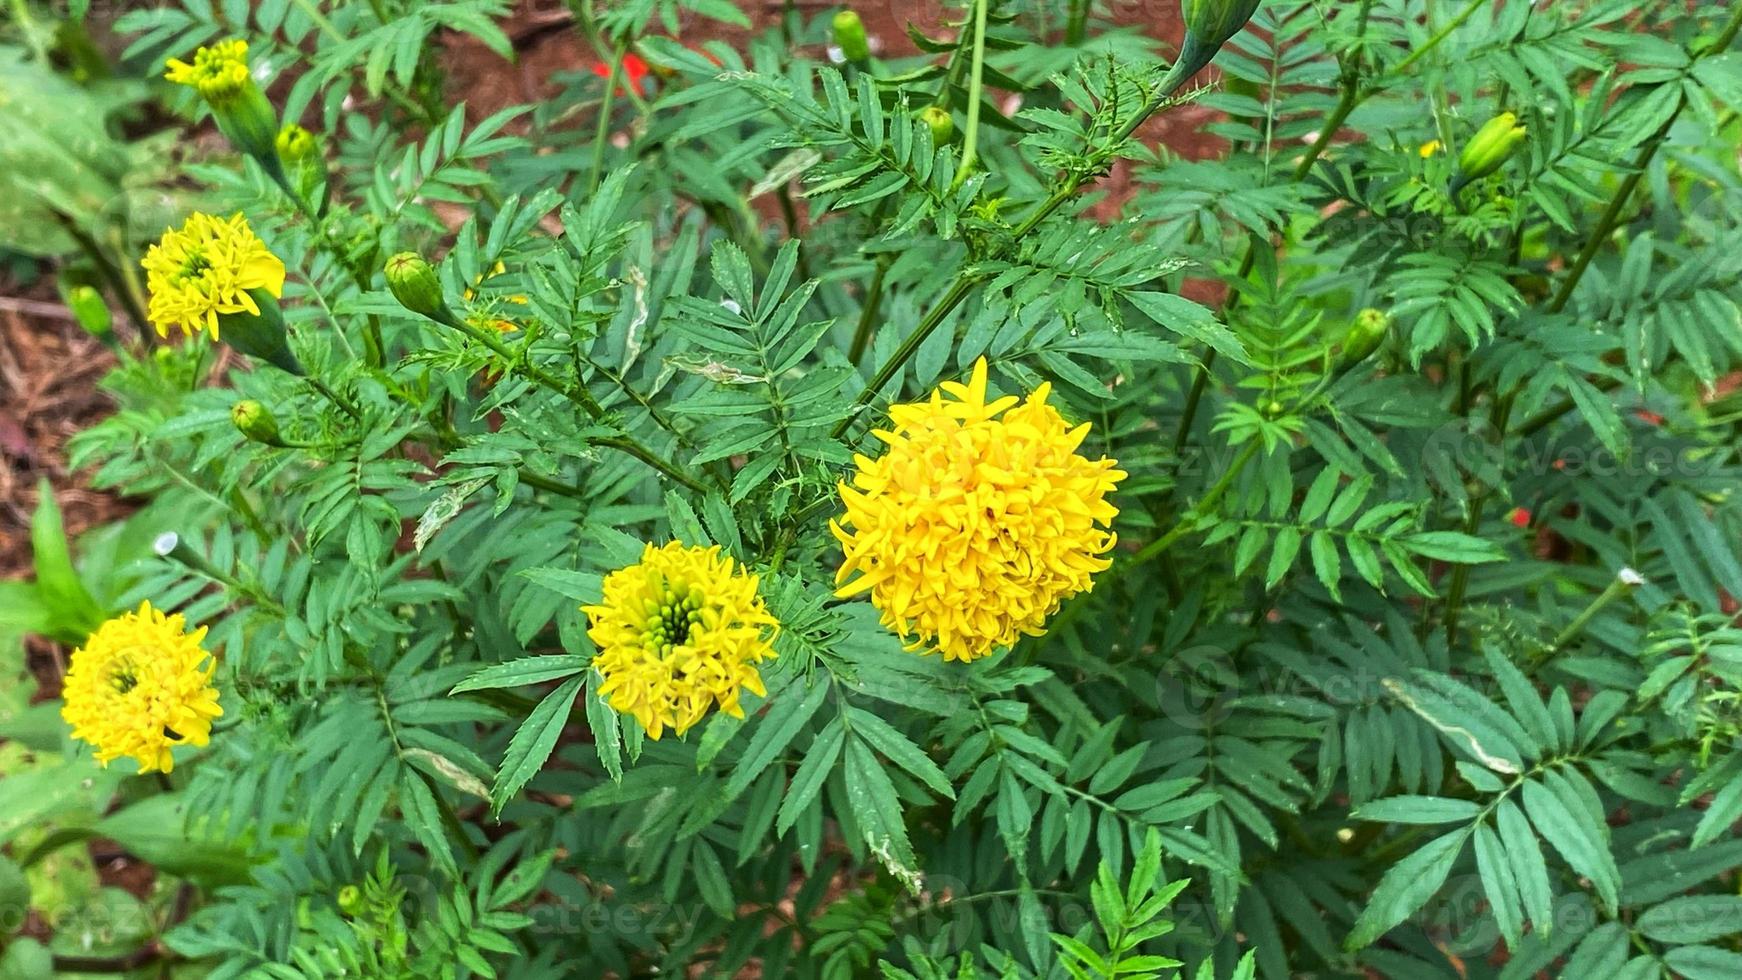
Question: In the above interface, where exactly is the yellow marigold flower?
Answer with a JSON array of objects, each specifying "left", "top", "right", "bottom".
[
  {"left": 832, "top": 358, "right": 1127, "bottom": 662},
  {"left": 141, "top": 212, "right": 286, "bottom": 340},
  {"left": 164, "top": 39, "right": 253, "bottom": 105},
  {"left": 60, "top": 601, "right": 223, "bottom": 774},
  {"left": 584, "top": 543, "right": 779, "bottom": 740},
  {"left": 1419, "top": 139, "right": 1443, "bottom": 158}
]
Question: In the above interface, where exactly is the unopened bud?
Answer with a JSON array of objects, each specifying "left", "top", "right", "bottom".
[
  {"left": 218, "top": 291, "right": 304, "bottom": 376},
  {"left": 384, "top": 252, "right": 448, "bottom": 319},
  {"left": 832, "top": 9, "right": 871, "bottom": 63},
  {"left": 165, "top": 41, "right": 282, "bottom": 180},
  {"left": 275, "top": 123, "right": 317, "bottom": 165},
  {"left": 918, "top": 105, "right": 954, "bottom": 146},
  {"left": 1339, "top": 308, "right": 1390, "bottom": 367},
  {"left": 231, "top": 399, "right": 285, "bottom": 447},
  {"left": 1183, "top": 0, "right": 1264, "bottom": 51},
  {"left": 63, "top": 285, "right": 112, "bottom": 339},
  {"left": 336, "top": 884, "right": 363, "bottom": 916},
  {"left": 1457, "top": 112, "right": 1527, "bottom": 185}
]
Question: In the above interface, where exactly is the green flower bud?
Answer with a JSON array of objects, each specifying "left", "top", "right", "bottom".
[
  {"left": 231, "top": 399, "right": 285, "bottom": 447},
  {"left": 218, "top": 290, "right": 304, "bottom": 376},
  {"left": 918, "top": 105, "right": 954, "bottom": 146},
  {"left": 275, "top": 123, "right": 317, "bottom": 166},
  {"left": 1456, "top": 112, "right": 1527, "bottom": 184},
  {"left": 1339, "top": 307, "right": 1390, "bottom": 368},
  {"left": 832, "top": 9, "right": 871, "bottom": 63},
  {"left": 63, "top": 284, "right": 112, "bottom": 339},
  {"left": 336, "top": 884, "right": 363, "bottom": 916},
  {"left": 1172, "top": 0, "right": 1262, "bottom": 86},
  {"left": 1183, "top": 0, "right": 1264, "bottom": 50},
  {"left": 384, "top": 252, "right": 449, "bottom": 319}
]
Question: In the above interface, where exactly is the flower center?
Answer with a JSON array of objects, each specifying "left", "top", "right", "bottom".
[
  {"left": 108, "top": 653, "right": 142, "bottom": 695},
  {"left": 176, "top": 250, "right": 212, "bottom": 282},
  {"left": 640, "top": 582, "right": 705, "bottom": 657}
]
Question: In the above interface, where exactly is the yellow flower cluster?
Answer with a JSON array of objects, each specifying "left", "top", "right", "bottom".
[
  {"left": 141, "top": 211, "right": 286, "bottom": 340},
  {"left": 832, "top": 358, "right": 1126, "bottom": 661},
  {"left": 60, "top": 602, "right": 223, "bottom": 774},
  {"left": 164, "top": 39, "right": 253, "bottom": 104},
  {"left": 584, "top": 543, "right": 779, "bottom": 739}
]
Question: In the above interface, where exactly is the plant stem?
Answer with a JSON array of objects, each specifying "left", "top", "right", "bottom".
[
  {"left": 447, "top": 314, "right": 608, "bottom": 419},
  {"left": 586, "top": 37, "right": 629, "bottom": 196},
  {"left": 952, "top": 0, "right": 991, "bottom": 187},
  {"left": 54, "top": 213, "right": 152, "bottom": 335},
  {"left": 833, "top": 276, "right": 976, "bottom": 438},
  {"left": 1128, "top": 440, "right": 1260, "bottom": 566},
  {"left": 837, "top": 69, "right": 1203, "bottom": 436},
  {"left": 305, "top": 375, "right": 363, "bottom": 421},
  {"left": 1065, "top": 0, "right": 1091, "bottom": 45},
  {"left": 846, "top": 257, "right": 893, "bottom": 364},
  {"left": 1541, "top": 572, "right": 1639, "bottom": 660},
  {"left": 430, "top": 312, "right": 710, "bottom": 493}
]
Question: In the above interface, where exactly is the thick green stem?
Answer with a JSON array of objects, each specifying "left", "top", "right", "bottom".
[
  {"left": 1129, "top": 440, "right": 1260, "bottom": 566},
  {"left": 586, "top": 37, "right": 630, "bottom": 196},
  {"left": 1065, "top": 0, "right": 1091, "bottom": 45},
  {"left": 429, "top": 311, "right": 710, "bottom": 494},
  {"left": 1542, "top": 572, "right": 1639, "bottom": 660},
  {"left": 847, "top": 257, "right": 893, "bottom": 364},
  {"left": 952, "top": 0, "right": 991, "bottom": 186}
]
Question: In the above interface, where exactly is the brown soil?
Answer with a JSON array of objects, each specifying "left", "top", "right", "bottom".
[{"left": 0, "top": 290, "right": 127, "bottom": 580}]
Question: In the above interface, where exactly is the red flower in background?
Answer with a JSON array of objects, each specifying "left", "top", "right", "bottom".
[
  {"left": 1508, "top": 507, "right": 1532, "bottom": 529},
  {"left": 593, "top": 52, "right": 649, "bottom": 96}
]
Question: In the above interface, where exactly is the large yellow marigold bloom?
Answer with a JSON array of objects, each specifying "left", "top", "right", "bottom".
[
  {"left": 584, "top": 543, "right": 779, "bottom": 740},
  {"left": 60, "top": 602, "right": 224, "bottom": 774},
  {"left": 164, "top": 39, "right": 253, "bottom": 104},
  {"left": 141, "top": 212, "right": 286, "bottom": 340},
  {"left": 832, "top": 358, "right": 1127, "bottom": 662}
]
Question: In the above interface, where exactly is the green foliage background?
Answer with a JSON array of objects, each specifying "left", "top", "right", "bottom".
[{"left": 5, "top": 0, "right": 1742, "bottom": 977}]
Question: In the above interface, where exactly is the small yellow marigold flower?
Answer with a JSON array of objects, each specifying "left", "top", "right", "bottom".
[
  {"left": 60, "top": 601, "right": 223, "bottom": 774},
  {"left": 832, "top": 358, "right": 1127, "bottom": 662},
  {"left": 164, "top": 38, "right": 252, "bottom": 104},
  {"left": 141, "top": 212, "right": 286, "bottom": 340},
  {"left": 584, "top": 543, "right": 779, "bottom": 740},
  {"left": 1419, "top": 139, "right": 1443, "bottom": 158},
  {"left": 275, "top": 123, "right": 317, "bottom": 164}
]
